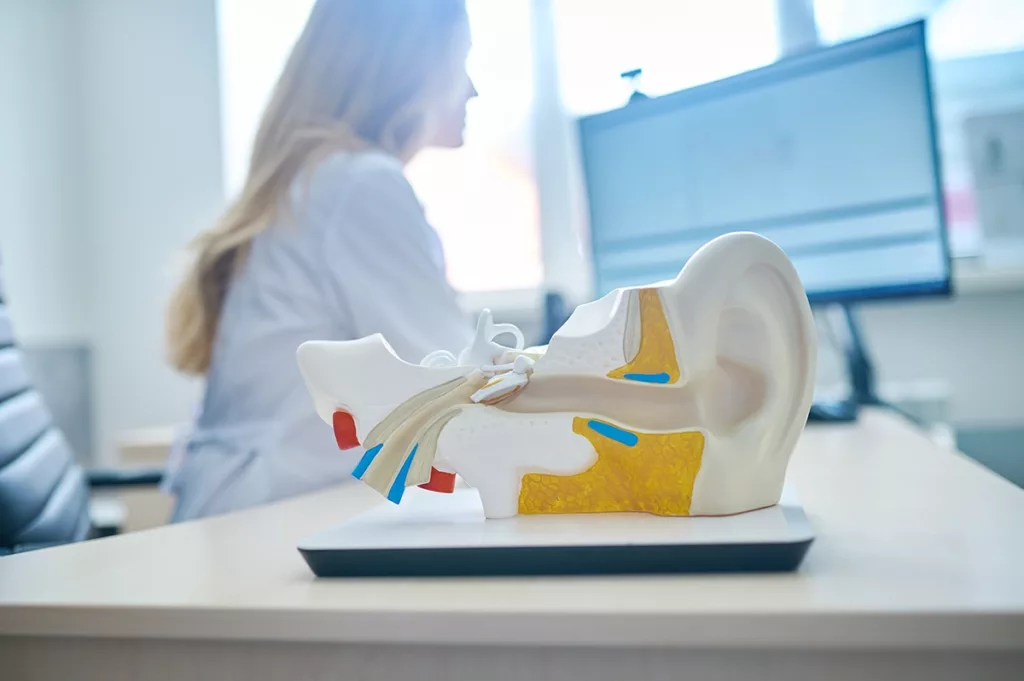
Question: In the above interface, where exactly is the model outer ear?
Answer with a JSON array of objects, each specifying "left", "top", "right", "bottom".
[{"left": 661, "top": 232, "right": 817, "bottom": 514}]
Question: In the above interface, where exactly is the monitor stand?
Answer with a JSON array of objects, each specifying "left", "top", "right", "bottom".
[{"left": 807, "top": 304, "right": 886, "bottom": 424}]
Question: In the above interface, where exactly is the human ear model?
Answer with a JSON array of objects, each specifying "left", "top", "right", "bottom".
[{"left": 298, "top": 232, "right": 816, "bottom": 519}]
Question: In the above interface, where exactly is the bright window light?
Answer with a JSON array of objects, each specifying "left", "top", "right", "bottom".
[
  {"left": 405, "top": 0, "right": 542, "bottom": 292},
  {"left": 814, "top": 0, "right": 1024, "bottom": 59},
  {"left": 553, "top": 0, "right": 780, "bottom": 115},
  {"left": 215, "top": 0, "right": 542, "bottom": 293},
  {"left": 216, "top": 0, "right": 315, "bottom": 198}
]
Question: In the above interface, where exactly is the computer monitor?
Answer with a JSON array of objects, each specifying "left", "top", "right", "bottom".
[{"left": 577, "top": 20, "right": 951, "bottom": 304}]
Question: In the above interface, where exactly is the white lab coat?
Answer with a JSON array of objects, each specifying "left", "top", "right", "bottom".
[{"left": 166, "top": 150, "right": 473, "bottom": 522}]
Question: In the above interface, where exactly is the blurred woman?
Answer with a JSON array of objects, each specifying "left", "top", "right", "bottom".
[{"left": 165, "top": 0, "right": 476, "bottom": 521}]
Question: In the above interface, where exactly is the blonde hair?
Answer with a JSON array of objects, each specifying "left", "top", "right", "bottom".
[{"left": 167, "top": 0, "right": 469, "bottom": 374}]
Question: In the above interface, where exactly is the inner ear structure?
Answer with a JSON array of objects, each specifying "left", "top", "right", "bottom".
[{"left": 298, "top": 232, "right": 817, "bottom": 518}]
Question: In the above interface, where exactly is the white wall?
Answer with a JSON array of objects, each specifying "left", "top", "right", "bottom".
[
  {"left": 0, "top": 0, "right": 88, "bottom": 344},
  {"left": 76, "top": 0, "right": 225, "bottom": 461},
  {"left": 1, "top": 0, "right": 225, "bottom": 461}
]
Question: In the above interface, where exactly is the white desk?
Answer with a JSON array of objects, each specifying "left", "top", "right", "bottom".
[{"left": 2, "top": 410, "right": 1022, "bottom": 681}]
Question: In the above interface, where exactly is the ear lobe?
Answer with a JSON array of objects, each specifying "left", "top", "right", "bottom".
[{"left": 662, "top": 232, "right": 816, "bottom": 457}]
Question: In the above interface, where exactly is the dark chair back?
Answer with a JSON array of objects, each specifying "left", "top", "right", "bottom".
[{"left": 0, "top": 285, "right": 91, "bottom": 553}]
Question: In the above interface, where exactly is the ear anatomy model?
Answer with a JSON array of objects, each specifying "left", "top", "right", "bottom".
[{"left": 298, "top": 232, "right": 817, "bottom": 519}]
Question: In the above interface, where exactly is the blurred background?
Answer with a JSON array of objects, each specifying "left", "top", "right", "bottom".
[{"left": 0, "top": 0, "right": 1021, "bottom": 506}]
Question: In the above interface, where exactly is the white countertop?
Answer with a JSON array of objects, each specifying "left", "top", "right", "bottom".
[{"left": 1, "top": 409, "right": 1022, "bottom": 650}]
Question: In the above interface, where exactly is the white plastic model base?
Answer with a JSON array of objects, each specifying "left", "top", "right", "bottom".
[
  {"left": 298, "top": 232, "right": 817, "bottom": 519},
  {"left": 298, "top": 485, "right": 815, "bottom": 577}
]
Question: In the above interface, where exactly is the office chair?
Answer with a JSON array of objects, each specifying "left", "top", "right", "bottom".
[{"left": 0, "top": 266, "right": 164, "bottom": 555}]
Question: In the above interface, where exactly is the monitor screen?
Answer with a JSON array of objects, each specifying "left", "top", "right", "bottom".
[{"left": 578, "top": 21, "right": 951, "bottom": 304}]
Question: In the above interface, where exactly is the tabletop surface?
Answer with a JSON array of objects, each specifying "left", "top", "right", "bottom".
[{"left": 1, "top": 409, "right": 1022, "bottom": 650}]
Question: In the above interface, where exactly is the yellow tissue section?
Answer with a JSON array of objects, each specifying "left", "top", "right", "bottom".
[
  {"left": 607, "top": 288, "right": 680, "bottom": 384},
  {"left": 517, "top": 417, "right": 705, "bottom": 516}
]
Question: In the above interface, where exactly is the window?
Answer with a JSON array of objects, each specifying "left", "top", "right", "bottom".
[
  {"left": 553, "top": 0, "right": 779, "bottom": 115},
  {"left": 216, "top": 0, "right": 316, "bottom": 198},
  {"left": 215, "top": 0, "right": 542, "bottom": 293},
  {"left": 405, "top": 1, "right": 542, "bottom": 292},
  {"left": 813, "top": 0, "right": 1024, "bottom": 57}
]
